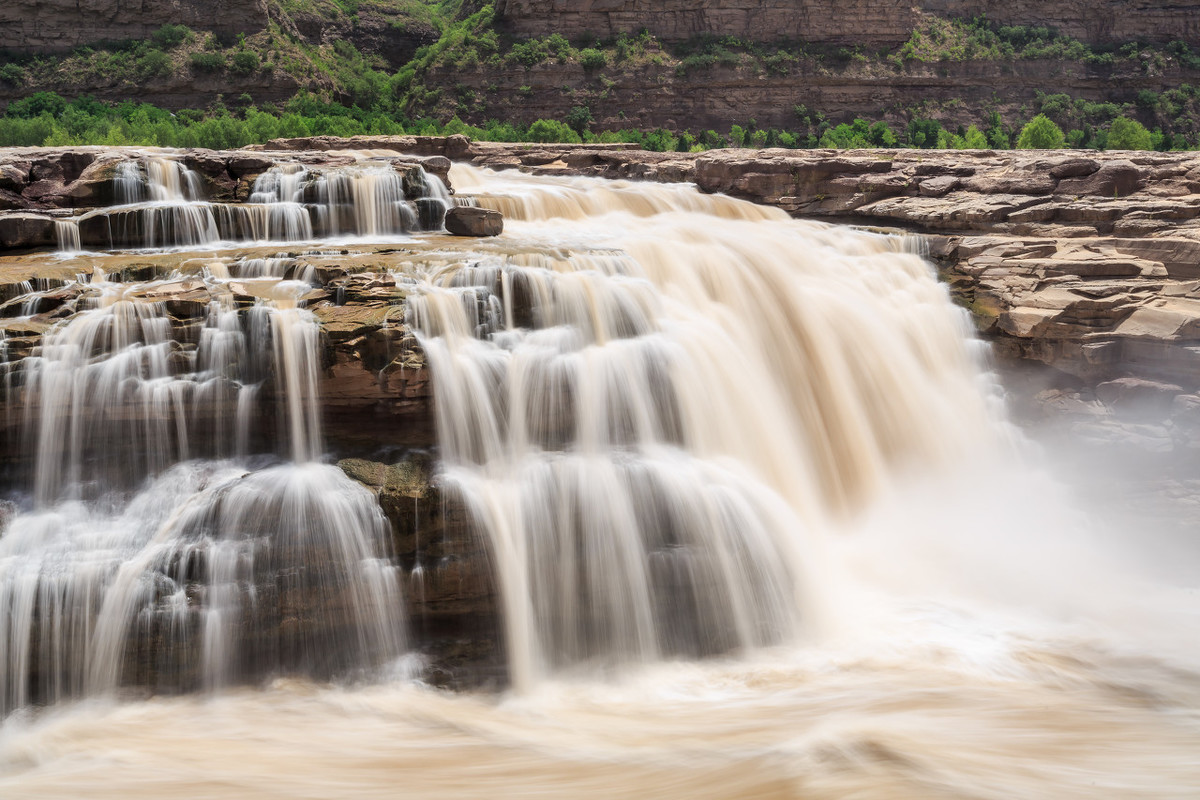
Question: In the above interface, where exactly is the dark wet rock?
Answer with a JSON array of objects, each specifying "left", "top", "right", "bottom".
[
  {"left": 0, "top": 212, "right": 56, "bottom": 249},
  {"left": 415, "top": 197, "right": 448, "bottom": 230},
  {"left": 63, "top": 157, "right": 124, "bottom": 207},
  {"left": 445, "top": 206, "right": 503, "bottom": 237}
]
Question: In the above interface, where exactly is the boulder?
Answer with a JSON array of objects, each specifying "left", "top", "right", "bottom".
[
  {"left": 919, "top": 175, "right": 960, "bottom": 197},
  {"left": 1096, "top": 377, "right": 1184, "bottom": 419},
  {"left": 1057, "top": 160, "right": 1143, "bottom": 198},
  {"left": 0, "top": 212, "right": 57, "bottom": 250},
  {"left": 1045, "top": 157, "right": 1100, "bottom": 179},
  {"left": 0, "top": 163, "right": 29, "bottom": 193},
  {"left": 445, "top": 205, "right": 503, "bottom": 237},
  {"left": 63, "top": 157, "right": 125, "bottom": 207}
]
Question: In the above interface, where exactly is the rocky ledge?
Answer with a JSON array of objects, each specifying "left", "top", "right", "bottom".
[{"left": 0, "top": 145, "right": 455, "bottom": 251}]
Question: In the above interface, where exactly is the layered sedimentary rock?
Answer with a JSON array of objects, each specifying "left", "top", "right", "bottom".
[
  {"left": 496, "top": 0, "right": 1200, "bottom": 47},
  {"left": 421, "top": 58, "right": 1200, "bottom": 145},
  {"left": 0, "top": 0, "right": 269, "bottom": 54},
  {"left": 4, "top": 136, "right": 1200, "bottom": 697}
]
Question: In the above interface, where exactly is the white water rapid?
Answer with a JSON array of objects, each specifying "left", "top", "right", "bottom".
[
  {"left": 72, "top": 154, "right": 452, "bottom": 250},
  {"left": 0, "top": 258, "right": 405, "bottom": 714},
  {"left": 0, "top": 161, "right": 1198, "bottom": 798}
]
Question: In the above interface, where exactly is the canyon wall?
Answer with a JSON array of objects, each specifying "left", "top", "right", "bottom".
[
  {"left": 0, "top": 0, "right": 270, "bottom": 54},
  {"left": 495, "top": 0, "right": 1200, "bottom": 47},
  {"left": 429, "top": 58, "right": 1200, "bottom": 138}
]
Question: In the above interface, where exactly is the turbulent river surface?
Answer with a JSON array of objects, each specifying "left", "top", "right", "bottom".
[{"left": 0, "top": 156, "right": 1198, "bottom": 798}]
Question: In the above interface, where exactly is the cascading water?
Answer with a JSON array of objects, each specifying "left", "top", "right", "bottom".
[
  {"left": 71, "top": 154, "right": 452, "bottom": 250},
  {"left": 0, "top": 256, "right": 406, "bottom": 714},
  {"left": 403, "top": 165, "right": 1000, "bottom": 686},
  {"left": 1, "top": 157, "right": 1198, "bottom": 798}
]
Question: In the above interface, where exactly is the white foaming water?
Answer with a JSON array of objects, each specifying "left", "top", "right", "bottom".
[
  {"left": 75, "top": 155, "right": 451, "bottom": 250},
  {"left": 0, "top": 258, "right": 406, "bottom": 715},
  {"left": 52, "top": 221, "right": 80, "bottom": 254},
  {"left": 405, "top": 165, "right": 1001, "bottom": 687},
  {"left": 2, "top": 163, "right": 1199, "bottom": 797}
]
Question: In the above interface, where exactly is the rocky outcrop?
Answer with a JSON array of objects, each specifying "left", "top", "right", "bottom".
[
  {"left": 380, "top": 138, "right": 1200, "bottom": 458},
  {"left": 337, "top": 455, "right": 502, "bottom": 686},
  {"left": 496, "top": 0, "right": 1200, "bottom": 48},
  {"left": 0, "top": 212, "right": 57, "bottom": 249},
  {"left": 422, "top": 57, "right": 1200, "bottom": 143},
  {"left": 286, "top": 6, "right": 439, "bottom": 71},
  {"left": 0, "top": 0, "right": 269, "bottom": 54},
  {"left": 445, "top": 205, "right": 503, "bottom": 236}
]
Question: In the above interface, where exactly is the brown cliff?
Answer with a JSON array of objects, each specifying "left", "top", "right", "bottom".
[
  {"left": 496, "top": 0, "right": 1200, "bottom": 48},
  {"left": 0, "top": 0, "right": 270, "bottom": 54}
]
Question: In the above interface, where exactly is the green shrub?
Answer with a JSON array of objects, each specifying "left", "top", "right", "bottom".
[
  {"left": 137, "top": 49, "right": 173, "bottom": 79},
  {"left": 963, "top": 125, "right": 989, "bottom": 149},
  {"left": 906, "top": 117, "right": 942, "bottom": 148},
  {"left": 190, "top": 52, "right": 226, "bottom": 73},
  {"left": 1106, "top": 116, "right": 1154, "bottom": 150},
  {"left": 0, "top": 63, "right": 24, "bottom": 87},
  {"left": 1016, "top": 114, "right": 1065, "bottom": 149},
  {"left": 579, "top": 48, "right": 607, "bottom": 71},
  {"left": 151, "top": 24, "right": 192, "bottom": 49},
  {"left": 230, "top": 50, "right": 261, "bottom": 75},
  {"left": 700, "top": 129, "right": 727, "bottom": 149},
  {"left": 544, "top": 33, "right": 572, "bottom": 60},
  {"left": 508, "top": 39, "right": 550, "bottom": 67},
  {"left": 5, "top": 91, "right": 67, "bottom": 118},
  {"left": 565, "top": 104, "right": 593, "bottom": 134},
  {"left": 526, "top": 118, "right": 581, "bottom": 143}
]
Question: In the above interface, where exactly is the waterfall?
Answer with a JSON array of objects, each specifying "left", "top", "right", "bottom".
[
  {"left": 79, "top": 155, "right": 450, "bottom": 250},
  {"left": 407, "top": 165, "right": 998, "bottom": 686},
  {"left": 54, "top": 220, "right": 80, "bottom": 254},
  {"left": 0, "top": 259, "right": 406, "bottom": 714},
  {"left": 2, "top": 157, "right": 1200, "bottom": 799}
]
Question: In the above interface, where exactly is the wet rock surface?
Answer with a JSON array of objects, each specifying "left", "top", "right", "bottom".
[{"left": 445, "top": 205, "right": 503, "bottom": 237}]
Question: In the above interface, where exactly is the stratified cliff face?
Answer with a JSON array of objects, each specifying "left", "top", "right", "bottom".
[
  {"left": 495, "top": 0, "right": 1200, "bottom": 47},
  {"left": 0, "top": 0, "right": 270, "bottom": 53},
  {"left": 923, "top": 0, "right": 1200, "bottom": 48},
  {"left": 496, "top": 0, "right": 917, "bottom": 47}
]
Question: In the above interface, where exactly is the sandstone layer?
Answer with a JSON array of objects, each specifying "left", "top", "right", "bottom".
[
  {"left": 496, "top": 0, "right": 1200, "bottom": 48},
  {"left": 0, "top": 0, "right": 270, "bottom": 54},
  {"left": 423, "top": 58, "right": 1200, "bottom": 146}
]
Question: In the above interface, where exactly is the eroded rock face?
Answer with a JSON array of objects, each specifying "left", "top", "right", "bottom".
[
  {"left": 0, "top": 239, "right": 506, "bottom": 687},
  {"left": 0, "top": 212, "right": 56, "bottom": 250},
  {"left": 445, "top": 206, "right": 503, "bottom": 237},
  {"left": 337, "top": 455, "right": 503, "bottom": 687},
  {"left": 9, "top": 136, "right": 1200, "bottom": 685},
  {"left": 495, "top": 0, "right": 1200, "bottom": 48},
  {"left": 408, "top": 138, "right": 1200, "bottom": 459},
  {"left": 0, "top": 0, "right": 269, "bottom": 54}
]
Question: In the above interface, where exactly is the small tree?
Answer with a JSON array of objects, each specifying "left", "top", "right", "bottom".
[
  {"left": 564, "top": 104, "right": 592, "bottom": 134},
  {"left": 1106, "top": 116, "right": 1154, "bottom": 150},
  {"left": 906, "top": 117, "right": 942, "bottom": 149},
  {"left": 963, "top": 125, "right": 989, "bottom": 149},
  {"left": 1016, "top": 114, "right": 1065, "bottom": 149},
  {"left": 579, "top": 48, "right": 607, "bottom": 71}
]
